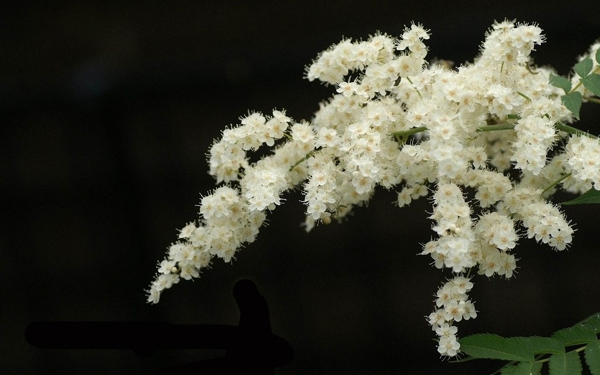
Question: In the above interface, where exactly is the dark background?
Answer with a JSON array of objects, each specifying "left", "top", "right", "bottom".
[{"left": 2, "top": 1, "right": 600, "bottom": 374}]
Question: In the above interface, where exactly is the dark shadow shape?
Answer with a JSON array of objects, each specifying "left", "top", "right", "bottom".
[{"left": 25, "top": 279, "right": 293, "bottom": 374}]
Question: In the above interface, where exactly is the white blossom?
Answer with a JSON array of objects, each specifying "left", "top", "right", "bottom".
[{"left": 147, "top": 20, "right": 599, "bottom": 359}]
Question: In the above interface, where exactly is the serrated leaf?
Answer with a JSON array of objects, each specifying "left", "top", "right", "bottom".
[
  {"left": 575, "top": 57, "right": 593, "bottom": 78},
  {"left": 585, "top": 341, "right": 600, "bottom": 375},
  {"left": 551, "top": 75, "right": 572, "bottom": 94},
  {"left": 563, "top": 189, "right": 600, "bottom": 205},
  {"left": 501, "top": 361, "right": 544, "bottom": 375},
  {"left": 561, "top": 91, "right": 583, "bottom": 120},
  {"left": 514, "top": 336, "right": 565, "bottom": 355},
  {"left": 552, "top": 326, "right": 597, "bottom": 346},
  {"left": 583, "top": 74, "right": 600, "bottom": 96},
  {"left": 515, "top": 361, "right": 543, "bottom": 375},
  {"left": 459, "top": 334, "right": 534, "bottom": 362},
  {"left": 501, "top": 363, "right": 519, "bottom": 375},
  {"left": 576, "top": 313, "right": 600, "bottom": 333},
  {"left": 549, "top": 352, "right": 582, "bottom": 375}
]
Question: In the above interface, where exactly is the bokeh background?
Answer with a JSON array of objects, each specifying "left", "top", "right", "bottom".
[{"left": 2, "top": 1, "right": 600, "bottom": 374}]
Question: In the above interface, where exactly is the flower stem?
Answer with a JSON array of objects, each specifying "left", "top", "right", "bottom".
[
  {"left": 390, "top": 120, "right": 597, "bottom": 145},
  {"left": 476, "top": 124, "right": 516, "bottom": 132},
  {"left": 556, "top": 122, "right": 598, "bottom": 138},
  {"left": 585, "top": 96, "right": 600, "bottom": 104},
  {"left": 390, "top": 126, "right": 428, "bottom": 141},
  {"left": 406, "top": 77, "right": 423, "bottom": 99},
  {"left": 541, "top": 173, "right": 572, "bottom": 196},
  {"left": 289, "top": 151, "right": 316, "bottom": 171},
  {"left": 517, "top": 91, "right": 532, "bottom": 101}
]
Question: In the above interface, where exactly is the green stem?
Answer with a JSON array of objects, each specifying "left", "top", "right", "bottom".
[
  {"left": 289, "top": 151, "right": 316, "bottom": 171},
  {"left": 390, "top": 126, "right": 428, "bottom": 140},
  {"left": 585, "top": 96, "right": 600, "bottom": 104},
  {"left": 541, "top": 173, "right": 571, "bottom": 196},
  {"left": 406, "top": 77, "right": 423, "bottom": 99},
  {"left": 476, "top": 124, "right": 516, "bottom": 132},
  {"left": 517, "top": 91, "right": 532, "bottom": 102},
  {"left": 556, "top": 122, "right": 598, "bottom": 138}
]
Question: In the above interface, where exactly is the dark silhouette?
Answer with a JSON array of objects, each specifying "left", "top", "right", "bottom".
[{"left": 25, "top": 279, "right": 293, "bottom": 374}]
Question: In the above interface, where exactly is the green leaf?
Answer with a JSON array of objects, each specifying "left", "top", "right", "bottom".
[
  {"left": 516, "top": 361, "right": 543, "bottom": 375},
  {"left": 583, "top": 74, "right": 600, "bottom": 96},
  {"left": 575, "top": 57, "right": 593, "bottom": 78},
  {"left": 563, "top": 189, "right": 600, "bottom": 205},
  {"left": 585, "top": 341, "right": 600, "bottom": 375},
  {"left": 552, "top": 326, "right": 597, "bottom": 346},
  {"left": 549, "top": 352, "right": 582, "bottom": 375},
  {"left": 501, "top": 363, "right": 519, "bottom": 375},
  {"left": 576, "top": 313, "right": 600, "bottom": 334},
  {"left": 596, "top": 48, "right": 600, "bottom": 65},
  {"left": 551, "top": 75, "right": 572, "bottom": 94},
  {"left": 514, "top": 336, "right": 565, "bottom": 355},
  {"left": 561, "top": 91, "right": 583, "bottom": 120},
  {"left": 501, "top": 361, "right": 544, "bottom": 375},
  {"left": 459, "top": 334, "right": 534, "bottom": 362}
]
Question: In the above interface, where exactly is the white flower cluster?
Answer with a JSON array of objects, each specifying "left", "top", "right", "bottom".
[
  {"left": 146, "top": 186, "right": 267, "bottom": 303},
  {"left": 147, "top": 20, "right": 599, "bottom": 357},
  {"left": 566, "top": 135, "right": 600, "bottom": 189},
  {"left": 428, "top": 276, "right": 477, "bottom": 356}
]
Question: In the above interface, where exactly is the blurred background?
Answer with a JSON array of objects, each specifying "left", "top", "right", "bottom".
[{"left": 2, "top": 1, "right": 600, "bottom": 374}]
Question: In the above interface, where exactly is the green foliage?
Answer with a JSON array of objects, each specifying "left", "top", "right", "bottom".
[
  {"left": 579, "top": 313, "right": 600, "bottom": 334},
  {"left": 582, "top": 74, "right": 600, "bottom": 97},
  {"left": 548, "top": 352, "right": 582, "bottom": 375},
  {"left": 550, "top": 74, "right": 582, "bottom": 120},
  {"left": 561, "top": 92, "right": 583, "bottom": 120},
  {"left": 574, "top": 57, "right": 593, "bottom": 78},
  {"left": 460, "top": 334, "right": 534, "bottom": 362},
  {"left": 550, "top": 75, "right": 572, "bottom": 93},
  {"left": 514, "top": 337, "right": 565, "bottom": 355},
  {"left": 456, "top": 313, "right": 600, "bottom": 375},
  {"left": 562, "top": 188, "right": 600, "bottom": 205},
  {"left": 585, "top": 341, "right": 600, "bottom": 375},
  {"left": 501, "top": 361, "right": 544, "bottom": 375},
  {"left": 552, "top": 326, "right": 597, "bottom": 346},
  {"left": 550, "top": 52, "right": 600, "bottom": 120}
]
